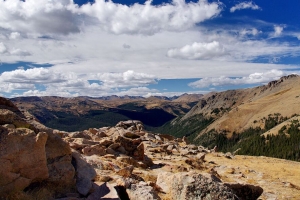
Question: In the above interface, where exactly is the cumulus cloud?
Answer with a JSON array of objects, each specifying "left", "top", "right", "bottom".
[
  {"left": 230, "top": 1, "right": 261, "bottom": 12},
  {"left": 167, "top": 41, "right": 226, "bottom": 60},
  {"left": 0, "top": 0, "right": 80, "bottom": 35},
  {"left": 273, "top": 25, "right": 284, "bottom": 37},
  {"left": 0, "top": 0, "right": 221, "bottom": 36},
  {"left": 0, "top": 68, "right": 67, "bottom": 84},
  {"left": 94, "top": 70, "right": 158, "bottom": 88},
  {"left": 189, "top": 69, "right": 285, "bottom": 88},
  {"left": 0, "top": 68, "right": 158, "bottom": 97},
  {"left": 79, "top": 0, "right": 222, "bottom": 35},
  {"left": 0, "top": 82, "right": 35, "bottom": 93}
]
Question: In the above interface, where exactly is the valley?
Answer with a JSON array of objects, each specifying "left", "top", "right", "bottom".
[{"left": 11, "top": 94, "right": 201, "bottom": 132}]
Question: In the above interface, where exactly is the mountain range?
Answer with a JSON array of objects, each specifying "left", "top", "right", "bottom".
[
  {"left": 10, "top": 75, "right": 300, "bottom": 161},
  {"left": 11, "top": 93, "right": 203, "bottom": 132}
]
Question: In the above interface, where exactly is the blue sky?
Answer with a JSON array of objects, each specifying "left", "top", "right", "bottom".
[{"left": 0, "top": 0, "right": 300, "bottom": 97}]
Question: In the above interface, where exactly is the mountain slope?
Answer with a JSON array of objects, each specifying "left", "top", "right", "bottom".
[
  {"left": 158, "top": 75, "right": 300, "bottom": 161},
  {"left": 182, "top": 74, "right": 300, "bottom": 134}
]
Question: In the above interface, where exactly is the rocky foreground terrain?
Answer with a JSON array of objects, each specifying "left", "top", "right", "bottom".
[{"left": 1, "top": 97, "right": 300, "bottom": 200}]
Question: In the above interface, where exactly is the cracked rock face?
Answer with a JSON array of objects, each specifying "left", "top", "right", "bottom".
[
  {"left": 0, "top": 127, "right": 49, "bottom": 194},
  {"left": 0, "top": 98, "right": 76, "bottom": 198}
]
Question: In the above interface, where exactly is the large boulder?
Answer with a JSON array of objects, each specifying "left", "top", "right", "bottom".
[
  {"left": 0, "top": 97, "right": 76, "bottom": 197},
  {"left": 0, "top": 127, "right": 49, "bottom": 195},
  {"left": 72, "top": 151, "right": 97, "bottom": 196},
  {"left": 126, "top": 181, "right": 161, "bottom": 200},
  {"left": 46, "top": 132, "right": 75, "bottom": 187},
  {"left": 113, "top": 135, "right": 143, "bottom": 160},
  {"left": 156, "top": 172, "right": 238, "bottom": 200}
]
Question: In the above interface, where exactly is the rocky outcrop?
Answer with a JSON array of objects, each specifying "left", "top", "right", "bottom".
[
  {"left": 0, "top": 127, "right": 49, "bottom": 194},
  {"left": 0, "top": 98, "right": 75, "bottom": 198},
  {"left": 0, "top": 97, "right": 265, "bottom": 199}
]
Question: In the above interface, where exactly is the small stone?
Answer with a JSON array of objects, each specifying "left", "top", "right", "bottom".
[{"left": 116, "top": 165, "right": 134, "bottom": 177}]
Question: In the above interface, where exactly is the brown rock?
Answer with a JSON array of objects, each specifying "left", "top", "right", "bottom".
[
  {"left": 82, "top": 144, "right": 106, "bottom": 156},
  {"left": 141, "top": 155, "right": 154, "bottom": 168},
  {"left": 96, "top": 131, "right": 108, "bottom": 138},
  {"left": 108, "top": 143, "right": 121, "bottom": 150},
  {"left": 99, "top": 138, "right": 114, "bottom": 147},
  {"left": 134, "top": 142, "right": 144, "bottom": 161},
  {"left": 116, "top": 165, "right": 134, "bottom": 177},
  {"left": 0, "top": 127, "right": 49, "bottom": 195},
  {"left": 88, "top": 128, "right": 98, "bottom": 135},
  {"left": 0, "top": 109, "right": 31, "bottom": 129},
  {"left": 123, "top": 131, "right": 140, "bottom": 139},
  {"left": 45, "top": 132, "right": 75, "bottom": 188},
  {"left": 68, "top": 131, "right": 92, "bottom": 140},
  {"left": 116, "top": 156, "right": 139, "bottom": 167},
  {"left": 68, "top": 138, "right": 98, "bottom": 150},
  {"left": 196, "top": 152, "right": 206, "bottom": 161},
  {"left": 114, "top": 135, "right": 142, "bottom": 157},
  {"left": 2, "top": 124, "right": 15, "bottom": 129},
  {"left": 106, "top": 147, "right": 117, "bottom": 155},
  {"left": 116, "top": 146, "right": 127, "bottom": 154}
]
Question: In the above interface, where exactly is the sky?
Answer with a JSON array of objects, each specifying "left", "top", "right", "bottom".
[{"left": 0, "top": 0, "right": 300, "bottom": 98}]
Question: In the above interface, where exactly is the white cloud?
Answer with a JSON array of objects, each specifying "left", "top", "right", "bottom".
[
  {"left": 79, "top": 0, "right": 222, "bottom": 35},
  {"left": 0, "top": 42, "right": 8, "bottom": 54},
  {"left": 230, "top": 1, "right": 261, "bottom": 13},
  {"left": 0, "top": 0, "right": 221, "bottom": 36},
  {"left": 189, "top": 69, "right": 286, "bottom": 88},
  {"left": 10, "top": 48, "right": 31, "bottom": 56},
  {"left": 9, "top": 32, "right": 21, "bottom": 39},
  {"left": 273, "top": 25, "right": 284, "bottom": 37},
  {"left": 0, "top": 42, "right": 31, "bottom": 56},
  {"left": 117, "top": 87, "right": 159, "bottom": 97},
  {"left": 94, "top": 70, "right": 158, "bottom": 88},
  {"left": 240, "top": 28, "right": 260, "bottom": 36},
  {"left": 0, "top": 0, "right": 80, "bottom": 35},
  {"left": 0, "top": 82, "right": 35, "bottom": 93},
  {"left": 167, "top": 41, "right": 226, "bottom": 60},
  {"left": 0, "top": 68, "right": 67, "bottom": 84},
  {"left": 0, "top": 68, "right": 158, "bottom": 97},
  {"left": 293, "top": 33, "right": 300, "bottom": 40}
]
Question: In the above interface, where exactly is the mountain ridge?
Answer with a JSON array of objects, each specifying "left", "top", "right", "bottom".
[
  {"left": 181, "top": 74, "right": 300, "bottom": 134},
  {"left": 10, "top": 93, "right": 202, "bottom": 132}
]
